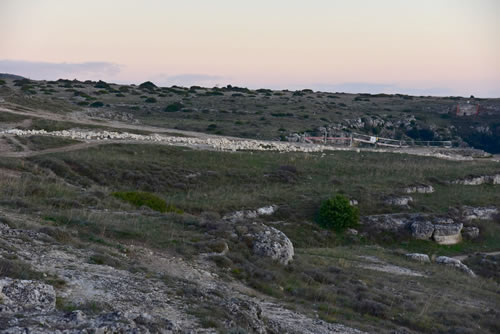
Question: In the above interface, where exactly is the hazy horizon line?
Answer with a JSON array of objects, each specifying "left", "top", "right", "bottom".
[{"left": 2, "top": 71, "right": 496, "bottom": 99}]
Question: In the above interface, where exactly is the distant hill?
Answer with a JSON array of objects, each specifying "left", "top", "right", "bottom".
[{"left": 0, "top": 73, "right": 26, "bottom": 80}]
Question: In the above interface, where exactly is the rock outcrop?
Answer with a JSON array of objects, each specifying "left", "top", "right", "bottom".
[
  {"left": 462, "top": 226, "right": 480, "bottom": 240},
  {"left": 0, "top": 217, "right": 363, "bottom": 333},
  {"left": 223, "top": 205, "right": 277, "bottom": 223},
  {"left": 452, "top": 174, "right": 500, "bottom": 185},
  {"left": 251, "top": 224, "right": 294, "bottom": 265},
  {"left": 405, "top": 253, "right": 430, "bottom": 263},
  {"left": 0, "top": 279, "right": 56, "bottom": 314},
  {"left": 363, "top": 213, "right": 464, "bottom": 244},
  {"left": 384, "top": 196, "right": 413, "bottom": 207},
  {"left": 435, "top": 256, "right": 476, "bottom": 277},
  {"left": 410, "top": 219, "right": 435, "bottom": 240},
  {"left": 404, "top": 184, "right": 434, "bottom": 194},
  {"left": 432, "top": 221, "right": 463, "bottom": 245},
  {"left": 462, "top": 206, "right": 498, "bottom": 221}
]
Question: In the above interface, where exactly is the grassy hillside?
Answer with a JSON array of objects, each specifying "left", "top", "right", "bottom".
[{"left": 1, "top": 77, "right": 499, "bottom": 153}]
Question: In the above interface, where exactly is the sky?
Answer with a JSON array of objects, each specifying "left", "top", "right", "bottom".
[{"left": 0, "top": 0, "right": 499, "bottom": 97}]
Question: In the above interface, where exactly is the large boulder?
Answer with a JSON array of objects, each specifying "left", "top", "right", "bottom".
[
  {"left": 251, "top": 225, "right": 294, "bottom": 265},
  {"left": 410, "top": 220, "right": 435, "bottom": 240},
  {"left": 435, "top": 256, "right": 475, "bottom": 277},
  {"left": 0, "top": 278, "right": 56, "bottom": 313},
  {"left": 406, "top": 253, "right": 430, "bottom": 263},
  {"left": 432, "top": 222, "right": 463, "bottom": 245}
]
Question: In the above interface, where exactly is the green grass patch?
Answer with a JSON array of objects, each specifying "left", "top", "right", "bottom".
[{"left": 112, "top": 191, "right": 183, "bottom": 213}]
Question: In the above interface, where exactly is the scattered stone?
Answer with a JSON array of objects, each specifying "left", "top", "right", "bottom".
[
  {"left": 346, "top": 228, "right": 359, "bottom": 236},
  {"left": 462, "top": 226, "right": 480, "bottom": 240},
  {"left": 251, "top": 225, "right": 294, "bottom": 265},
  {"left": 349, "top": 199, "right": 359, "bottom": 206},
  {"left": 385, "top": 196, "right": 413, "bottom": 207},
  {"left": 256, "top": 205, "right": 277, "bottom": 216},
  {"left": 452, "top": 174, "right": 500, "bottom": 185},
  {"left": 406, "top": 253, "right": 430, "bottom": 263},
  {"left": 435, "top": 256, "right": 476, "bottom": 277},
  {"left": 223, "top": 205, "right": 278, "bottom": 222},
  {"left": 404, "top": 184, "right": 434, "bottom": 194}
]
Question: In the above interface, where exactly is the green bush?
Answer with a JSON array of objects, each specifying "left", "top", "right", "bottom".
[
  {"left": 164, "top": 102, "right": 184, "bottom": 112},
  {"left": 316, "top": 194, "right": 359, "bottom": 231},
  {"left": 145, "top": 97, "right": 157, "bottom": 103},
  {"left": 139, "top": 81, "right": 157, "bottom": 90},
  {"left": 112, "top": 191, "right": 182, "bottom": 213},
  {"left": 94, "top": 80, "right": 110, "bottom": 89},
  {"left": 89, "top": 101, "right": 104, "bottom": 108}
]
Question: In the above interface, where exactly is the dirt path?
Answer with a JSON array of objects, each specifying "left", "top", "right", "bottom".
[
  {"left": 0, "top": 104, "right": 232, "bottom": 140},
  {"left": 0, "top": 138, "right": 104, "bottom": 158},
  {"left": 0, "top": 103, "right": 494, "bottom": 161}
]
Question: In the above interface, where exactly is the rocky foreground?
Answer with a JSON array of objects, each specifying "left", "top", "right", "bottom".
[{"left": 0, "top": 211, "right": 365, "bottom": 334}]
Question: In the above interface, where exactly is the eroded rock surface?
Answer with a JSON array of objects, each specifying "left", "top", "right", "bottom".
[
  {"left": 405, "top": 253, "right": 431, "bottom": 263},
  {"left": 363, "top": 213, "right": 464, "bottom": 245},
  {"left": 251, "top": 224, "right": 294, "bottom": 265},
  {"left": 462, "top": 206, "right": 498, "bottom": 221},
  {"left": 435, "top": 256, "right": 476, "bottom": 277},
  {"left": 432, "top": 221, "right": 463, "bottom": 245},
  {"left": 223, "top": 205, "right": 277, "bottom": 223},
  {"left": 384, "top": 196, "right": 413, "bottom": 207},
  {"left": 452, "top": 174, "right": 500, "bottom": 185},
  {"left": 462, "top": 226, "right": 480, "bottom": 240},
  {"left": 0, "top": 215, "right": 356, "bottom": 333},
  {"left": 404, "top": 184, "right": 434, "bottom": 194},
  {"left": 0, "top": 278, "right": 56, "bottom": 314}
]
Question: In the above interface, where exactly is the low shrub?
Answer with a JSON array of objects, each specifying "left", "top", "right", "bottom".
[
  {"left": 139, "top": 81, "right": 157, "bottom": 90},
  {"left": 144, "top": 97, "right": 157, "bottom": 103},
  {"left": 316, "top": 194, "right": 359, "bottom": 231},
  {"left": 112, "top": 191, "right": 182, "bottom": 213},
  {"left": 0, "top": 258, "right": 44, "bottom": 280},
  {"left": 94, "top": 80, "right": 110, "bottom": 89},
  {"left": 164, "top": 102, "right": 184, "bottom": 112},
  {"left": 89, "top": 101, "right": 104, "bottom": 108}
]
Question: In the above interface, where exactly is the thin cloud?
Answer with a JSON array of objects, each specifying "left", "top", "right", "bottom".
[
  {"left": 0, "top": 60, "right": 121, "bottom": 81},
  {"left": 302, "top": 82, "right": 453, "bottom": 97},
  {"left": 152, "top": 73, "right": 225, "bottom": 87}
]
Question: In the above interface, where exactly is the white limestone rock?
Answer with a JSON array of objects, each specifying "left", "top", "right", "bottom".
[
  {"left": 252, "top": 225, "right": 294, "bottom": 265},
  {"left": 435, "top": 256, "right": 476, "bottom": 277}
]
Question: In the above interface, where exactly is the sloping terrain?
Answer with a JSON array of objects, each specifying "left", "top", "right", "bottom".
[
  {"left": 0, "top": 76, "right": 499, "bottom": 333},
  {"left": 0, "top": 76, "right": 499, "bottom": 153}
]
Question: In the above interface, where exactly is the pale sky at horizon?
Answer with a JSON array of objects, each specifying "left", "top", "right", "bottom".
[{"left": 1, "top": 0, "right": 499, "bottom": 97}]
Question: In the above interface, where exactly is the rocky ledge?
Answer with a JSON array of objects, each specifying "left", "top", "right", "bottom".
[{"left": 362, "top": 213, "right": 464, "bottom": 245}]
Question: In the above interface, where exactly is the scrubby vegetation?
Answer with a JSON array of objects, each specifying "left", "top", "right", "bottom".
[
  {"left": 112, "top": 191, "right": 183, "bottom": 213},
  {"left": 0, "top": 76, "right": 499, "bottom": 333},
  {"left": 317, "top": 194, "right": 359, "bottom": 231}
]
